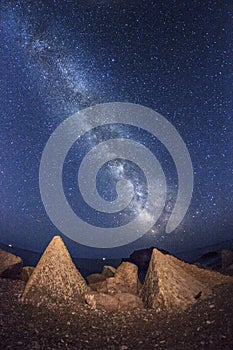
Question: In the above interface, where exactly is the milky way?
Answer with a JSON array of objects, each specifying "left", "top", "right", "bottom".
[{"left": 0, "top": 1, "right": 232, "bottom": 257}]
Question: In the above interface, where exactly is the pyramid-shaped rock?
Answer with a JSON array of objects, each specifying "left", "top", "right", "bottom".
[
  {"left": 142, "top": 248, "right": 233, "bottom": 312},
  {"left": 0, "top": 249, "right": 23, "bottom": 279},
  {"left": 21, "top": 236, "right": 87, "bottom": 308}
]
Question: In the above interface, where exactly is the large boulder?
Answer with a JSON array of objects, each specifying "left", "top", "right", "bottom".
[
  {"left": 102, "top": 265, "right": 116, "bottom": 278},
  {"left": 21, "top": 236, "right": 87, "bottom": 308},
  {"left": 86, "top": 273, "right": 107, "bottom": 284},
  {"left": 85, "top": 292, "right": 119, "bottom": 311},
  {"left": 0, "top": 249, "right": 23, "bottom": 279},
  {"left": 20, "top": 266, "right": 35, "bottom": 282},
  {"left": 142, "top": 248, "right": 233, "bottom": 312},
  {"left": 122, "top": 247, "right": 169, "bottom": 281},
  {"left": 88, "top": 262, "right": 141, "bottom": 295},
  {"left": 85, "top": 291, "right": 143, "bottom": 311},
  {"left": 86, "top": 266, "right": 116, "bottom": 285},
  {"left": 116, "top": 292, "right": 144, "bottom": 310},
  {"left": 122, "top": 248, "right": 154, "bottom": 281},
  {"left": 86, "top": 262, "right": 143, "bottom": 311},
  {"left": 114, "top": 262, "right": 140, "bottom": 295}
]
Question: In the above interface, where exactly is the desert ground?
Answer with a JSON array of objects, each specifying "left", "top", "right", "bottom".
[{"left": 0, "top": 278, "right": 233, "bottom": 350}]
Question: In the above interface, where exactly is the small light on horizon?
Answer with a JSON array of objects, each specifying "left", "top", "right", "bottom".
[
  {"left": 8, "top": 244, "right": 13, "bottom": 247},
  {"left": 102, "top": 257, "right": 106, "bottom": 260}
]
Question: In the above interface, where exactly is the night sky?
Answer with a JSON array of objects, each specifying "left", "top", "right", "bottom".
[{"left": 0, "top": 0, "right": 232, "bottom": 258}]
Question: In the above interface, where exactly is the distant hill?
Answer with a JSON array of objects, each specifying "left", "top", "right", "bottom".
[
  {"left": 0, "top": 243, "right": 121, "bottom": 278},
  {"left": 1, "top": 238, "right": 233, "bottom": 278},
  {"left": 176, "top": 239, "right": 233, "bottom": 263}
]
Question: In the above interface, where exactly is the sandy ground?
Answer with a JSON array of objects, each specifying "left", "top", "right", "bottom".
[{"left": 0, "top": 278, "right": 233, "bottom": 350}]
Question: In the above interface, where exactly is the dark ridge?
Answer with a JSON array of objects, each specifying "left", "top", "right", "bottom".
[{"left": 0, "top": 243, "right": 121, "bottom": 279}]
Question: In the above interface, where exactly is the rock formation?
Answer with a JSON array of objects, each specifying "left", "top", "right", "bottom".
[
  {"left": 122, "top": 246, "right": 170, "bottom": 281},
  {"left": 122, "top": 247, "right": 154, "bottom": 281},
  {"left": 6, "top": 236, "right": 233, "bottom": 313},
  {"left": 86, "top": 265, "right": 116, "bottom": 287},
  {"left": 20, "top": 266, "right": 35, "bottom": 282},
  {"left": 86, "top": 273, "right": 107, "bottom": 284},
  {"left": 85, "top": 262, "right": 143, "bottom": 311},
  {"left": 21, "top": 236, "right": 87, "bottom": 308},
  {"left": 85, "top": 292, "right": 119, "bottom": 311},
  {"left": 86, "top": 291, "right": 144, "bottom": 311},
  {"left": 0, "top": 249, "right": 23, "bottom": 279},
  {"left": 102, "top": 265, "right": 116, "bottom": 278},
  {"left": 87, "top": 262, "right": 141, "bottom": 295},
  {"left": 114, "top": 262, "right": 140, "bottom": 295},
  {"left": 142, "top": 248, "right": 233, "bottom": 312}
]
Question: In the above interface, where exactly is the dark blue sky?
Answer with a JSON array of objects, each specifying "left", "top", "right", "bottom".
[{"left": 0, "top": 0, "right": 232, "bottom": 258}]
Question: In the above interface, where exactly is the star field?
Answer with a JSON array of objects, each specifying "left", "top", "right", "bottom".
[{"left": 0, "top": 0, "right": 232, "bottom": 257}]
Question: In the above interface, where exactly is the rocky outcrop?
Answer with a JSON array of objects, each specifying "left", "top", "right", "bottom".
[
  {"left": 85, "top": 292, "right": 119, "bottom": 311},
  {"left": 85, "top": 262, "right": 143, "bottom": 311},
  {"left": 20, "top": 266, "right": 35, "bottom": 282},
  {"left": 114, "top": 262, "right": 140, "bottom": 295},
  {"left": 86, "top": 273, "right": 107, "bottom": 284},
  {"left": 116, "top": 292, "right": 144, "bottom": 310},
  {"left": 122, "top": 247, "right": 170, "bottom": 281},
  {"left": 85, "top": 292, "right": 143, "bottom": 311},
  {"left": 194, "top": 251, "right": 221, "bottom": 270},
  {"left": 21, "top": 236, "right": 87, "bottom": 308},
  {"left": 0, "top": 249, "right": 23, "bottom": 279},
  {"left": 194, "top": 249, "right": 233, "bottom": 273},
  {"left": 102, "top": 265, "right": 116, "bottom": 278},
  {"left": 86, "top": 266, "right": 116, "bottom": 285},
  {"left": 142, "top": 248, "right": 233, "bottom": 312},
  {"left": 14, "top": 238, "right": 233, "bottom": 313},
  {"left": 122, "top": 247, "right": 154, "bottom": 281},
  {"left": 88, "top": 262, "right": 141, "bottom": 295}
]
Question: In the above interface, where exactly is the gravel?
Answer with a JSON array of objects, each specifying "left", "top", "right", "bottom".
[{"left": 0, "top": 278, "right": 233, "bottom": 349}]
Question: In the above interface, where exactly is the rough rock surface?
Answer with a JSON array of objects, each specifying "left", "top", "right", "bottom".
[
  {"left": 85, "top": 291, "right": 143, "bottom": 311},
  {"left": 1, "top": 279, "right": 233, "bottom": 350},
  {"left": 142, "top": 248, "right": 233, "bottom": 312},
  {"left": 85, "top": 292, "right": 119, "bottom": 311},
  {"left": 86, "top": 273, "right": 107, "bottom": 284},
  {"left": 0, "top": 249, "right": 23, "bottom": 279},
  {"left": 21, "top": 236, "right": 87, "bottom": 307},
  {"left": 86, "top": 280, "right": 106, "bottom": 292},
  {"left": 20, "top": 266, "right": 35, "bottom": 282},
  {"left": 89, "top": 276, "right": 133, "bottom": 295},
  {"left": 88, "top": 262, "right": 141, "bottom": 295},
  {"left": 122, "top": 247, "right": 154, "bottom": 281},
  {"left": 122, "top": 247, "right": 169, "bottom": 281},
  {"left": 114, "top": 262, "right": 140, "bottom": 295},
  {"left": 86, "top": 262, "right": 142, "bottom": 310},
  {"left": 116, "top": 292, "right": 144, "bottom": 310},
  {"left": 102, "top": 265, "right": 116, "bottom": 277}
]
